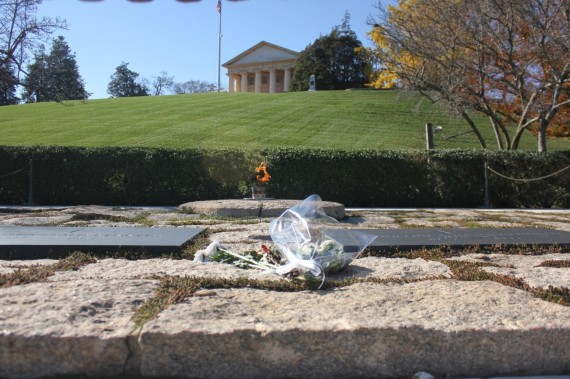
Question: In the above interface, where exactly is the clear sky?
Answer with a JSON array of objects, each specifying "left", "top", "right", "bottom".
[{"left": 35, "top": 0, "right": 388, "bottom": 99}]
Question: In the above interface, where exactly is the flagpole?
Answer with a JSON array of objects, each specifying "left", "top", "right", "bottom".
[{"left": 217, "top": 0, "right": 222, "bottom": 92}]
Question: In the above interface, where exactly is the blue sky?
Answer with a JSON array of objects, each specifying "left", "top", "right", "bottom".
[{"left": 35, "top": 0, "right": 388, "bottom": 99}]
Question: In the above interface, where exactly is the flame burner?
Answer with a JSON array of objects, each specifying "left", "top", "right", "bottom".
[
  {"left": 248, "top": 162, "right": 272, "bottom": 200},
  {"left": 255, "top": 162, "right": 271, "bottom": 184}
]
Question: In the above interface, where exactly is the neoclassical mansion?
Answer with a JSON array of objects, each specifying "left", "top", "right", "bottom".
[{"left": 223, "top": 41, "right": 300, "bottom": 93}]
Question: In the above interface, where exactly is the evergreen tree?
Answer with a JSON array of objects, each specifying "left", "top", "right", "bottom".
[
  {"left": 291, "top": 12, "right": 370, "bottom": 91},
  {"left": 22, "top": 46, "right": 48, "bottom": 103},
  {"left": 22, "top": 36, "right": 89, "bottom": 102},
  {"left": 0, "top": 0, "right": 66, "bottom": 96},
  {"left": 0, "top": 63, "right": 20, "bottom": 105},
  {"left": 107, "top": 62, "right": 149, "bottom": 97}
]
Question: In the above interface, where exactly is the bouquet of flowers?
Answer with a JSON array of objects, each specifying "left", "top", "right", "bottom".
[
  {"left": 268, "top": 194, "right": 376, "bottom": 286},
  {"left": 195, "top": 195, "right": 376, "bottom": 288}
]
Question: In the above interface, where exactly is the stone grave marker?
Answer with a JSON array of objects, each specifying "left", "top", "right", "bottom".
[
  {"left": 327, "top": 227, "right": 570, "bottom": 252},
  {"left": 308, "top": 74, "right": 316, "bottom": 91},
  {"left": 0, "top": 226, "right": 203, "bottom": 259}
]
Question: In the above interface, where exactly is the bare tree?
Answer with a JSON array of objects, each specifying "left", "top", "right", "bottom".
[
  {"left": 151, "top": 71, "right": 175, "bottom": 96},
  {"left": 173, "top": 79, "right": 217, "bottom": 94},
  {"left": 0, "top": 0, "right": 67, "bottom": 89},
  {"left": 370, "top": 0, "right": 570, "bottom": 152}
]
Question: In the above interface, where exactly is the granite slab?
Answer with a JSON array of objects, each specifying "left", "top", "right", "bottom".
[
  {"left": 0, "top": 226, "right": 204, "bottom": 259},
  {"left": 327, "top": 228, "right": 570, "bottom": 252}
]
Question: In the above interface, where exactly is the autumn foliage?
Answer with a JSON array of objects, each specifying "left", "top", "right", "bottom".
[{"left": 365, "top": 0, "right": 570, "bottom": 151}]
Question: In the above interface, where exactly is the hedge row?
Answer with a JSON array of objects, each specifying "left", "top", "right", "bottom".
[{"left": 0, "top": 146, "right": 568, "bottom": 208}]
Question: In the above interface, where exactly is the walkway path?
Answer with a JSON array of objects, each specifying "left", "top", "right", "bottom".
[{"left": 0, "top": 204, "right": 569, "bottom": 378}]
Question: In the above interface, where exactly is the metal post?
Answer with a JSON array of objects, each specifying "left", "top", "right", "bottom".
[
  {"left": 425, "top": 123, "right": 434, "bottom": 150},
  {"left": 483, "top": 162, "right": 490, "bottom": 208},
  {"left": 26, "top": 159, "right": 34, "bottom": 205},
  {"left": 217, "top": 0, "right": 222, "bottom": 92}
]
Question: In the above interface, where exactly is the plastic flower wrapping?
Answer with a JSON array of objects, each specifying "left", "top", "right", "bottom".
[{"left": 195, "top": 194, "right": 376, "bottom": 288}]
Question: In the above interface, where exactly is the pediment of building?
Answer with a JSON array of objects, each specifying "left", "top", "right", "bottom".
[{"left": 223, "top": 41, "right": 299, "bottom": 68}]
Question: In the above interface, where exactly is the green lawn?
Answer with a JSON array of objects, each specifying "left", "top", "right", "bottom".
[{"left": 1, "top": 90, "right": 568, "bottom": 151}]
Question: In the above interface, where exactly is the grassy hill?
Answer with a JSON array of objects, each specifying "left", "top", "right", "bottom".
[{"left": 0, "top": 90, "right": 567, "bottom": 151}]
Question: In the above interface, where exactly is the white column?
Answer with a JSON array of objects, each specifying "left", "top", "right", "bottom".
[
  {"left": 228, "top": 74, "right": 234, "bottom": 93},
  {"left": 241, "top": 73, "right": 248, "bottom": 93},
  {"left": 269, "top": 69, "right": 276, "bottom": 93},
  {"left": 284, "top": 68, "right": 292, "bottom": 92},
  {"left": 255, "top": 71, "right": 262, "bottom": 93},
  {"left": 234, "top": 75, "right": 239, "bottom": 93}
]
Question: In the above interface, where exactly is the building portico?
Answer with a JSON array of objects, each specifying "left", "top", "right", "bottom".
[{"left": 223, "top": 41, "right": 299, "bottom": 93}]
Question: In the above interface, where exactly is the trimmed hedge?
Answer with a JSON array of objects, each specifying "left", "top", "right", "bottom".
[{"left": 0, "top": 146, "right": 568, "bottom": 208}]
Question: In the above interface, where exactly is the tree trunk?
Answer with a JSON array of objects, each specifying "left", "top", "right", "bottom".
[
  {"left": 489, "top": 116, "right": 504, "bottom": 150},
  {"left": 511, "top": 126, "right": 526, "bottom": 150},
  {"left": 461, "top": 111, "right": 487, "bottom": 149},
  {"left": 537, "top": 121, "right": 548, "bottom": 153}
]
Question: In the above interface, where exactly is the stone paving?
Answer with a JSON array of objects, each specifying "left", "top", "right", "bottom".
[{"left": 0, "top": 204, "right": 569, "bottom": 378}]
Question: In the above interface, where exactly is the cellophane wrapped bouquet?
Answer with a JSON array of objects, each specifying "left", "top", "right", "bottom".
[
  {"left": 268, "top": 194, "right": 376, "bottom": 286},
  {"left": 195, "top": 195, "right": 376, "bottom": 288}
]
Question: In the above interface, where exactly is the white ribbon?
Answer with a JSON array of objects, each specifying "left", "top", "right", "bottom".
[{"left": 274, "top": 256, "right": 326, "bottom": 289}]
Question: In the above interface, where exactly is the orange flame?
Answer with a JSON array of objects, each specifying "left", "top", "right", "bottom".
[{"left": 255, "top": 162, "right": 271, "bottom": 183}]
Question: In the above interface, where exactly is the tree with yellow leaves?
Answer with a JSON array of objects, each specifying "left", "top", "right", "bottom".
[{"left": 366, "top": 0, "right": 570, "bottom": 152}]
